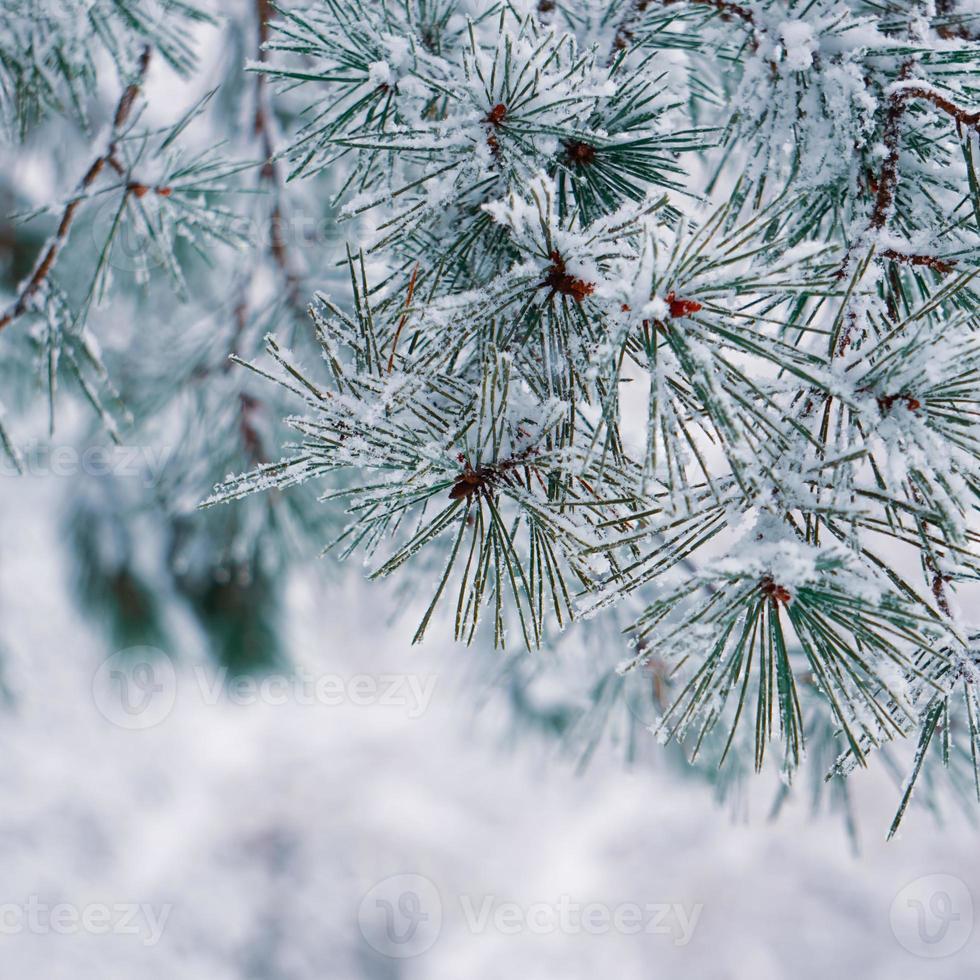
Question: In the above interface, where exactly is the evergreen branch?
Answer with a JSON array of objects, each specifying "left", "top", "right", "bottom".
[
  {"left": 0, "top": 45, "right": 151, "bottom": 333},
  {"left": 887, "top": 83, "right": 980, "bottom": 132}
]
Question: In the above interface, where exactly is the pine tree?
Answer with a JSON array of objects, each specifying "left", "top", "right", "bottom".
[{"left": 3, "top": 0, "right": 980, "bottom": 837}]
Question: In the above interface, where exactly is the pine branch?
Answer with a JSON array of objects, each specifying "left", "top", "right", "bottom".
[
  {"left": 25, "top": 0, "right": 953, "bottom": 827},
  {"left": 0, "top": 46, "right": 152, "bottom": 333},
  {"left": 889, "top": 83, "right": 980, "bottom": 132}
]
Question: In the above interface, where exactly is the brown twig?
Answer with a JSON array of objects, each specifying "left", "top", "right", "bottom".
[
  {"left": 877, "top": 249, "right": 956, "bottom": 275},
  {"left": 833, "top": 70, "right": 968, "bottom": 352},
  {"left": 216, "top": 0, "right": 304, "bottom": 466},
  {"left": 387, "top": 263, "right": 420, "bottom": 373},
  {"left": 830, "top": 64, "right": 916, "bottom": 354},
  {"left": 894, "top": 85, "right": 980, "bottom": 130},
  {"left": 239, "top": 392, "right": 268, "bottom": 464},
  {"left": 866, "top": 72, "right": 980, "bottom": 233},
  {"left": 868, "top": 65, "right": 916, "bottom": 232},
  {"left": 931, "top": 570, "right": 953, "bottom": 618},
  {"left": 254, "top": 0, "right": 301, "bottom": 305},
  {"left": 0, "top": 46, "right": 151, "bottom": 333}
]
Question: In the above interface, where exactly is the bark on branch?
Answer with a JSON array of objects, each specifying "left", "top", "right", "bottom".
[{"left": 0, "top": 47, "right": 152, "bottom": 333}]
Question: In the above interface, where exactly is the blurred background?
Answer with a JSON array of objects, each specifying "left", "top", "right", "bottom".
[
  {"left": 1, "top": 1, "right": 979, "bottom": 976},
  {"left": 2, "top": 467, "right": 979, "bottom": 978}
]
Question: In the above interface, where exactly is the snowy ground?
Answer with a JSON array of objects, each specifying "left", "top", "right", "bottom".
[{"left": 1, "top": 478, "right": 978, "bottom": 979}]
